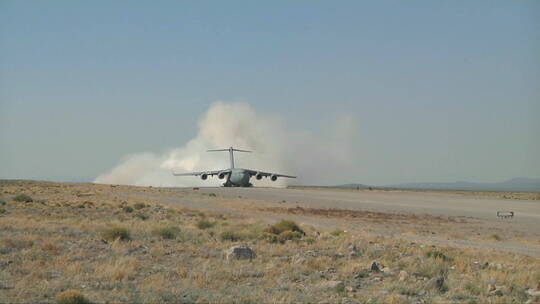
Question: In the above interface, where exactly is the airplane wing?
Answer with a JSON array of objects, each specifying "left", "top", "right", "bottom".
[
  {"left": 245, "top": 169, "right": 296, "bottom": 178},
  {"left": 172, "top": 169, "right": 231, "bottom": 177}
]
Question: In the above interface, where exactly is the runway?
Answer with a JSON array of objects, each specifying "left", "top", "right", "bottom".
[{"left": 195, "top": 187, "right": 540, "bottom": 236}]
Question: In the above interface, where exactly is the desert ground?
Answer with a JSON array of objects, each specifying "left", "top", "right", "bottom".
[{"left": 1, "top": 180, "right": 539, "bottom": 304}]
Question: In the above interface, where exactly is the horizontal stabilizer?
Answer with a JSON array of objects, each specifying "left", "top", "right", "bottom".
[{"left": 207, "top": 148, "right": 251, "bottom": 153}]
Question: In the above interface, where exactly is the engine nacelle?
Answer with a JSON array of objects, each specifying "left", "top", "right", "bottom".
[
  {"left": 271, "top": 175, "right": 278, "bottom": 182},
  {"left": 201, "top": 174, "right": 208, "bottom": 180},
  {"left": 255, "top": 173, "right": 263, "bottom": 180},
  {"left": 218, "top": 172, "right": 226, "bottom": 179}
]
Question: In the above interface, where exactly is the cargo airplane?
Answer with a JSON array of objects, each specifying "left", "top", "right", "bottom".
[{"left": 172, "top": 147, "right": 296, "bottom": 187}]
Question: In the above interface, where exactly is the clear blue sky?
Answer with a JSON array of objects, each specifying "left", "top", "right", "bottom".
[{"left": 1, "top": 1, "right": 539, "bottom": 185}]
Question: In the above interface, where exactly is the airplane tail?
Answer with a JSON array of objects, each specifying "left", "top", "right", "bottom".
[{"left": 207, "top": 147, "right": 251, "bottom": 169}]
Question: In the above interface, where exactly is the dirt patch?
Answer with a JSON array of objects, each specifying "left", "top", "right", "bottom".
[{"left": 261, "top": 206, "right": 469, "bottom": 224}]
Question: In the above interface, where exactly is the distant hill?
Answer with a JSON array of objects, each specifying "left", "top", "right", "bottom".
[{"left": 383, "top": 177, "right": 540, "bottom": 192}]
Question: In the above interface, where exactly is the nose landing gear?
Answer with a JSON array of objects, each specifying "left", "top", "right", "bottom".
[{"left": 222, "top": 181, "right": 252, "bottom": 187}]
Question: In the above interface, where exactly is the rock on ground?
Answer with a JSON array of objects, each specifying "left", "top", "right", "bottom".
[
  {"left": 370, "top": 261, "right": 381, "bottom": 272},
  {"left": 348, "top": 244, "right": 362, "bottom": 257},
  {"left": 225, "top": 245, "right": 256, "bottom": 260},
  {"left": 426, "top": 275, "right": 445, "bottom": 292},
  {"left": 399, "top": 270, "right": 408, "bottom": 281},
  {"left": 526, "top": 288, "right": 540, "bottom": 297}
]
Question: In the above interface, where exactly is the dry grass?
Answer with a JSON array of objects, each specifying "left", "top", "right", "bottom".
[
  {"left": 100, "top": 226, "right": 131, "bottom": 241},
  {"left": 196, "top": 219, "right": 216, "bottom": 229},
  {"left": 288, "top": 186, "right": 540, "bottom": 200},
  {"left": 261, "top": 205, "right": 465, "bottom": 224},
  {"left": 13, "top": 193, "right": 33, "bottom": 202},
  {"left": 55, "top": 290, "right": 91, "bottom": 304},
  {"left": 265, "top": 219, "right": 305, "bottom": 235},
  {"left": 1, "top": 180, "right": 539, "bottom": 303},
  {"left": 133, "top": 203, "right": 146, "bottom": 210},
  {"left": 151, "top": 225, "right": 181, "bottom": 240}
]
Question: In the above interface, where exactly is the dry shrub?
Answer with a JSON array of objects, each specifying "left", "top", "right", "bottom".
[
  {"left": 263, "top": 230, "right": 303, "bottom": 243},
  {"left": 56, "top": 290, "right": 91, "bottom": 304},
  {"left": 280, "top": 230, "right": 303, "bottom": 242},
  {"left": 306, "top": 256, "right": 333, "bottom": 271},
  {"left": 220, "top": 230, "right": 244, "bottom": 242},
  {"left": 426, "top": 249, "right": 452, "bottom": 262},
  {"left": 78, "top": 201, "right": 94, "bottom": 208},
  {"left": 133, "top": 203, "right": 146, "bottom": 210},
  {"left": 96, "top": 258, "right": 139, "bottom": 282},
  {"left": 177, "top": 265, "right": 188, "bottom": 278},
  {"left": 196, "top": 219, "right": 215, "bottom": 230},
  {"left": 133, "top": 213, "right": 149, "bottom": 220},
  {"left": 330, "top": 229, "right": 345, "bottom": 237},
  {"left": 491, "top": 234, "right": 502, "bottom": 241},
  {"left": 152, "top": 225, "right": 181, "bottom": 240},
  {"left": 100, "top": 226, "right": 131, "bottom": 242},
  {"left": 13, "top": 194, "right": 33, "bottom": 202},
  {"left": 2, "top": 238, "right": 34, "bottom": 250},
  {"left": 122, "top": 206, "right": 134, "bottom": 213},
  {"left": 41, "top": 240, "right": 61, "bottom": 255},
  {"left": 415, "top": 259, "right": 450, "bottom": 279},
  {"left": 265, "top": 220, "right": 305, "bottom": 235},
  {"left": 263, "top": 220, "right": 305, "bottom": 243}
]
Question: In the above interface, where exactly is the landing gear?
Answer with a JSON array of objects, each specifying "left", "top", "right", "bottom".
[{"left": 222, "top": 181, "right": 252, "bottom": 187}]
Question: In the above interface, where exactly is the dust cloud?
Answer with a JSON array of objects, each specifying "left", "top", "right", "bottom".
[{"left": 94, "top": 101, "right": 357, "bottom": 187}]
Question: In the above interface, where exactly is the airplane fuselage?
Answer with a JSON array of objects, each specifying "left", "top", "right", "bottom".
[{"left": 224, "top": 168, "right": 252, "bottom": 187}]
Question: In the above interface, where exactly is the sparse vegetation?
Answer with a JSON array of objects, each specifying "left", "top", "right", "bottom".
[
  {"left": 415, "top": 260, "right": 450, "bottom": 279},
  {"left": 133, "top": 212, "right": 149, "bottom": 220},
  {"left": 278, "top": 230, "right": 303, "bottom": 243},
  {"left": 100, "top": 226, "right": 131, "bottom": 241},
  {"left": 0, "top": 199, "right": 6, "bottom": 205},
  {"left": 2, "top": 238, "right": 34, "bottom": 250},
  {"left": 152, "top": 225, "right": 181, "bottom": 239},
  {"left": 261, "top": 220, "right": 307, "bottom": 243},
  {"left": 122, "top": 206, "right": 134, "bottom": 213},
  {"left": 0, "top": 207, "right": 5, "bottom": 214},
  {"left": 220, "top": 230, "right": 245, "bottom": 242},
  {"left": 13, "top": 193, "right": 33, "bottom": 202},
  {"left": 1, "top": 180, "right": 539, "bottom": 304},
  {"left": 56, "top": 290, "right": 91, "bottom": 304},
  {"left": 196, "top": 219, "right": 216, "bottom": 229},
  {"left": 265, "top": 219, "right": 305, "bottom": 235},
  {"left": 330, "top": 229, "right": 345, "bottom": 237},
  {"left": 133, "top": 203, "right": 146, "bottom": 210},
  {"left": 426, "top": 249, "right": 452, "bottom": 262},
  {"left": 491, "top": 234, "right": 502, "bottom": 241}
]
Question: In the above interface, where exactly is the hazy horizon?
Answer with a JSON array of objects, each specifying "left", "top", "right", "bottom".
[{"left": 1, "top": 1, "right": 539, "bottom": 186}]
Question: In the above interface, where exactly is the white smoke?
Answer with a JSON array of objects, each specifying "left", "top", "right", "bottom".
[{"left": 94, "top": 101, "right": 358, "bottom": 187}]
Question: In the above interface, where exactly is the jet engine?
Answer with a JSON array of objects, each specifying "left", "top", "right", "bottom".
[
  {"left": 201, "top": 174, "right": 208, "bottom": 180},
  {"left": 255, "top": 173, "right": 263, "bottom": 180},
  {"left": 218, "top": 172, "right": 227, "bottom": 179},
  {"left": 271, "top": 175, "right": 278, "bottom": 182}
]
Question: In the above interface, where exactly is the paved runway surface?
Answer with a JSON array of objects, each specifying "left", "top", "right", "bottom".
[{"left": 196, "top": 187, "right": 540, "bottom": 236}]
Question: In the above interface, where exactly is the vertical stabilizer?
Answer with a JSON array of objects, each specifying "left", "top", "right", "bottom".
[
  {"left": 229, "top": 147, "right": 235, "bottom": 168},
  {"left": 207, "top": 147, "right": 252, "bottom": 169}
]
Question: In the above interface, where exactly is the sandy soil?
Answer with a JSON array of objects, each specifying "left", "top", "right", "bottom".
[
  {"left": 121, "top": 185, "right": 540, "bottom": 256},
  {"left": 2, "top": 180, "right": 540, "bottom": 303},
  {"left": 3, "top": 180, "right": 539, "bottom": 257}
]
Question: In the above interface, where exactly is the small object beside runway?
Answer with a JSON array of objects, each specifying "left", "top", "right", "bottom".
[{"left": 497, "top": 211, "right": 514, "bottom": 219}]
